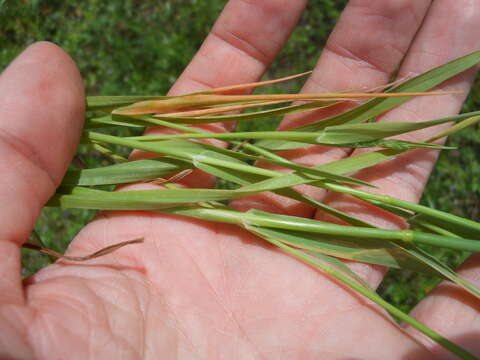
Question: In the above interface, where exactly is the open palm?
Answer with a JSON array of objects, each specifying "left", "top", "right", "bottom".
[{"left": 1, "top": 1, "right": 480, "bottom": 359}]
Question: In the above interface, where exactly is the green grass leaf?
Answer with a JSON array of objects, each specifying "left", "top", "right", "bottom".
[
  {"left": 61, "top": 158, "right": 190, "bottom": 186},
  {"left": 392, "top": 243, "right": 480, "bottom": 300},
  {"left": 246, "top": 225, "right": 445, "bottom": 276},
  {"left": 299, "top": 50, "right": 480, "bottom": 132}
]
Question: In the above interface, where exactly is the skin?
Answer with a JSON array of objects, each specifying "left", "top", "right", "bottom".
[{"left": 1, "top": 0, "right": 480, "bottom": 358}]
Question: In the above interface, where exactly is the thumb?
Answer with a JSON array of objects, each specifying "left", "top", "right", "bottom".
[{"left": 0, "top": 42, "right": 84, "bottom": 304}]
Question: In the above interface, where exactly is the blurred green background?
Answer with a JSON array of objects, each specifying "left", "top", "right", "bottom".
[{"left": 1, "top": 0, "right": 479, "bottom": 315}]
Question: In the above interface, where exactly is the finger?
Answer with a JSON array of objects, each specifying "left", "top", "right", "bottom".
[
  {"left": 405, "top": 253, "right": 480, "bottom": 358},
  {"left": 0, "top": 42, "right": 85, "bottom": 304},
  {"left": 168, "top": 0, "right": 307, "bottom": 98},
  {"left": 132, "top": 0, "right": 308, "bottom": 188},
  {"left": 231, "top": 0, "right": 432, "bottom": 217},
  {"left": 315, "top": 0, "right": 480, "bottom": 288}
]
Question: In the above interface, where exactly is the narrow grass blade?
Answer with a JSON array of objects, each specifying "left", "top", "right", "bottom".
[
  {"left": 88, "top": 133, "right": 246, "bottom": 162},
  {"left": 193, "top": 152, "right": 372, "bottom": 187},
  {"left": 152, "top": 205, "right": 478, "bottom": 280},
  {"left": 128, "top": 130, "right": 320, "bottom": 143},
  {"left": 244, "top": 209, "right": 480, "bottom": 252},
  {"left": 113, "top": 91, "right": 456, "bottom": 116},
  {"left": 61, "top": 158, "right": 191, "bottom": 186},
  {"left": 87, "top": 114, "right": 212, "bottom": 129},
  {"left": 342, "top": 196, "right": 480, "bottom": 242},
  {"left": 89, "top": 132, "right": 372, "bottom": 188},
  {"left": 297, "top": 50, "right": 480, "bottom": 132},
  {"left": 246, "top": 225, "right": 445, "bottom": 276},
  {"left": 125, "top": 117, "right": 454, "bottom": 150},
  {"left": 91, "top": 143, "right": 128, "bottom": 163},
  {"left": 255, "top": 113, "right": 472, "bottom": 150},
  {"left": 393, "top": 243, "right": 480, "bottom": 300},
  {"left": 84, "top": 129, "right": 471, "bottom": 235},
  {"left": 53, "top": 179, "right": 367, "bottom": 212},
  {"left": 160, "top": 100, "right": 286, "bottom": 118},
  {"left": 54, "top": 191, "right": 395, "bottom": 242},
  {"left": 86, "top": 115, "right": 147, "bottom": 128},
  {"left": 427, "top": 114, "right": 480, "bottom": 142},
  {"left": 177, "top": 142, "right": 375, "bottom": 226},
  {"left": 361, "top": 140, "right": 452, "bottom": 150},
  {"left": 317, "top": 149, "right": 401, "bottom": 174},
  {"left": 193, "top": 71, "right": 312, "bottom": 95},
  {"left": 50, "top": 187, "right": 244, "bottom": 210},
  {"left": 248, "top": 224, "right": 374, "bottom": 288},
  {"left": 410, "top": 214, "right": 480, "bottom": 240},
  {"left": 316, "top": 116, "right": 464, "bottom": 145},
  {"left": 255, "top": 138, "right": 451, "bottom": 151},
  {"left": 322, "top": 183, "right": 480, "bottom": 239},
  {"left": 263, "top": 238, "right": 477, "bottom": 360},
  {"left": 303, "top": 250, "right": 373, "bottom": 290},
  {"left": 152, "top": 100, "right": 337, "bottom": 124},
  {"left": 85, "top": 130, "right": 459, "bottom": 226}
]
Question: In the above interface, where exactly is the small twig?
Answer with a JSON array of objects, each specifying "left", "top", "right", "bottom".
[{"left": 22, "top": 238, "right": 144, "bottom": 262}]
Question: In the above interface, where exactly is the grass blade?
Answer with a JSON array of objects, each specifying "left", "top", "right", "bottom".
[
  {"left": 315, "top": 117, "right": 464, "bottom": 145},
  {"left": 262, "top": 237, "right": 477, "bottom": 360},
  {"left": 297, "top": 50, "right": 480, "bottom": 132},
  {"left": 61, "top": 158, "right": 190, "bottom": 186},
  {"left": 152, "top": 100, "right": 338, "bottom": 124},
  {"left": 255, "top": 112, "right": 477, "bottom": 150},
  {"left": 322, "top": 183, "right": 480, "bottom": 238},
  {"left": 246, "top": 225, "right": 445, "bottom": 276},
  {"left": 393, "top": 243, "right": 480, "bottom": 300},
  {"left": 113, "top": 91, "right": 456, "bottom": 116},
  {"left": 193, "top": 71, "right": 312, "bottom": 95}
]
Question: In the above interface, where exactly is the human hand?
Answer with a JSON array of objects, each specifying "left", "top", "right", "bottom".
[{"left": 1, "top": 1, "right": 480, "bottom": 359}]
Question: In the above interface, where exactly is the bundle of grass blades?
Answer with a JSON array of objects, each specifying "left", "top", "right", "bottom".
[{"left": 41, "top": 51, "right": 480, "bottom": 359}]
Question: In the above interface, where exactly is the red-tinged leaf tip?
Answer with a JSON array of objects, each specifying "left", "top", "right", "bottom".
[{"left": 193, "top": 71, "right": 313, "bottom": 95}]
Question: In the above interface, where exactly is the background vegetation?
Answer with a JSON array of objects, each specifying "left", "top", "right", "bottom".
[{"left": 1, "top": 0, "right": 479, "bottom": 315}]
